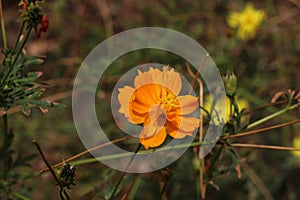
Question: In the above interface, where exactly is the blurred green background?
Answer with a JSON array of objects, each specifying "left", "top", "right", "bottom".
[{"left": 1, "top": 0, "right": 300, "bottom": 199}]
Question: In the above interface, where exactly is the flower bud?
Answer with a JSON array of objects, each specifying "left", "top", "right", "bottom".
[{"left": 224, "top": 71, "right": 237, "bottom": 97}]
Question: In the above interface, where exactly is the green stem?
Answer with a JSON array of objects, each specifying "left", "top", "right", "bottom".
[
  {"left": 71, "top": 141, "right": 203, "bottom": 166},
  {"left": 1, "top": 113, "right": 8, "bottom": 180},
  {"left": 127, "top": 176, "right": 142, "bottom": 199},
  {"left": 13, "top": 22, "right": 25, "bottom": 53},
  {"left": 32, "top": 140, "right": 72, "bottom": 200},
  {"left": 247, "top": 104, "right": 299, "bottom": 130},
  {"left": 109, "top": 143, "right": 142, "bottom": 200},
  {"left": 229, "top": 96, "right": 233, "bottom": 117},
  {"left": 0, "top": 26, "right": 32, "bottom": 89},
  {"left": 12, "top": 192, "right": 31, "bottom": 200},
  {"left": 0, "top": 0, "right": 7, "bottom": 50}
]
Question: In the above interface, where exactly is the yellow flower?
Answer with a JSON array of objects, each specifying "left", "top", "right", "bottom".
[
  {"left": 118, "top": 66, "right": 200, "bottom": 150},
  {"left": 227, "top": 3, "right": 265, "bottom": 41},
  {"left": 292, "top": 136, "right": 300, "bottom": 157},
  {"left": 203, "top": 95, "right": 249, "bottom": 123}
]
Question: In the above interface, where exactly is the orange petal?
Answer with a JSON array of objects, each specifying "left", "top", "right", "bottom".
[
  {"left": 166, "top": 116, "right": 199, "bottom": 138},
  {"left": 118, "top": 86, "right": 136, "bottom": 121},
  {"left": 149, "top": 67, "right": 163, "bottom": 84},
  {"left": 129, "top": 109, "right": 146, "bottom": 124},
  {"left": 166, "top": 109, "right": 180, "bottom": 121},
  {"left": 134, "top": 69, "right": 153, "bottom": 88},
  {"left": 140, "top": 127, "right": 167, "bottom": 150},
  {"left": 166, "top": 121, "right": 187, "bottom": 139},
  {"left": 134, "top": 84, "right": 161, "bottom": 107},
  {"left": 178, "top": 95, "right": 199, "bottom": 115},
  {"left": 123, "top": 84, "right": 162, "bottom": 124},
  {"left": 178, "top": 116, "right": 200, "bottom": 131},
  {"left": 140, "top": 104, "right": 166, "bottom": 138},
  {"left": 164, "top": 66, "right": 182, "bottom": 95}
]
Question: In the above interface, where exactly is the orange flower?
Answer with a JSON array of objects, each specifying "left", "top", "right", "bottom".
[{"left": 118, "top": 66, "right": 200, "bottom": 149}]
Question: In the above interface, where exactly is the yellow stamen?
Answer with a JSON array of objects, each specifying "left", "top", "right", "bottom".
[{"left": 159, "top": 91, "right": 178, "bottom": 111}]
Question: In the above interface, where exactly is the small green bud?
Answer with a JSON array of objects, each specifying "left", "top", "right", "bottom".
[{"left": 224, "top": 71, "right": 237, "bottom": 97}]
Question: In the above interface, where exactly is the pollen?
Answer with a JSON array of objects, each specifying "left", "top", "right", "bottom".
[{"left": 159, "top": 91, "right": 178, "bottom": 111}]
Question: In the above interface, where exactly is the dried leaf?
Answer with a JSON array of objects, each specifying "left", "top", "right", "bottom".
[
  {"left": 234, "top": 164, "right": 242, "bottom": 179},
  {"left": 39, "top": 107, "right": 48, "bottom": 113}
]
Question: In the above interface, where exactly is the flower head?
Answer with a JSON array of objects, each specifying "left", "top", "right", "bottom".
[
  {"left": 203, "top": 95, "right": 249, "bottom": 123},
  {"left": 118, "top": 66, "right": 200, "bottom": 149},
  {"left": 292, "top": 136, "right": 300, "bottom": 157},
  {"left": 227, "top": 3, "right": 265, "bottom": 41},
  {"left": 20, "top": 0, "right": 48, "bottom": 38}
]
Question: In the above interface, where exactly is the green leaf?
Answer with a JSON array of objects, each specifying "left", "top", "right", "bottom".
[
  {"left": 24, "top": 56, "right": 44, "bottom": 66},
  {"left": 20, "top": 99, "right": 64, "bottom": 108},
  {"left": 14, "top": 71, "right": 43, "bottom": 83}
]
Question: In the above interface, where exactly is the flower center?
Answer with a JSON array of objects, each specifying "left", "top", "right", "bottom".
[{"left": 159, "top": 91, "right": 178, "bottom": 111}]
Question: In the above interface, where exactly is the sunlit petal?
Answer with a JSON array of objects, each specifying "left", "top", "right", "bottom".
[
  {"left": 166, "top": 67, "right": 182, "bottom": 95},
  {"left": 166, "top": 121, "right": 187, "bottom": 139},
  {"left": 149, "top": 67, "right": 163, "bottom": 84},
  {"left": 140, "top": 127, "right": 167, "bottom": 150},
  {"left": 178, "top": 95, "right": 199, "bottom": 115},
  {"left": 118, "top": 86, "right": 135, "bottom": 120},
  {"left": 167, "top": 116, "right": 199, "bottom": 133},
  {"left": 141, "top": 105, "right": 166, "bottom": 137},
  {"left": 134, "top": 70, "right": 153, "bottom": 88},
  {"left": 134, "top": 84, "right": 161, "bottom": 107}
]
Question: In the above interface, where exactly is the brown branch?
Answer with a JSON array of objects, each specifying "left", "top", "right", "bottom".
[
  {"left": 40, "top": 136, "right": 134, "bottom": 173},
  {"left": 243, "top": 100, "right": 287, "bottom": 115},
  {"left": 96, "top": 0, "right": 114, "bottom": 37},
  {"left": 238, "top": 157, "right": 274, "bottom": 200},
  {"left": 230, "top": 146, "right": 274, "bottom": 200},
  {"left": 224, "top": 119, "right": 300, "bottom": 139},
  {"left": 188, "top": 53, "right": 209, "bottom": 94},
  {"left": 231, "top": 143, "right": 300, "bottom": 151},
  {"left": 33, "top": 140, "right": 71, "bottom": 199},
  {"left": 186, "top": 62, "right": 207, "bottom": 199}
]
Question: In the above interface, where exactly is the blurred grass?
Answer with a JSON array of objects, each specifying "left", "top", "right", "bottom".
[{"left": 2, "top": 0, "right": 300, "bottom": 199}]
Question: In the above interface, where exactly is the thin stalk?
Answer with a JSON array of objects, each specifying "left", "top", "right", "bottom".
[
  {"left": 33, "top": 140, "right": 71, "bottom": 200},
  {"left": 160, "top": 180, "right": 168, "bottom": 199},
  {"left": 122, "top": 175, "right": 139, "bottom": 200},
  {"left": 71, "top": 141, "right": 204, "bottom": 167},
  {"left": 40, "top": 136, "right": 134, "bottom": 173},
  {"left": 1, "top": 113, "right": 8, "bottom": 179},
  {"left": 70, "top": 139, "right": 300, "bottom": 167},
  {"left": 0, "top": 0, "right": 7, "bottom": 50},
  {"left": 196, "top": 69, "right": 206, "bottom": 199},
  {"left": 230, "top": 147, "right": 274, "bottom": 200},
  {"left": 224, "top": 119, "right": 300, "bottom": 139},
  {"left": 229, "top": 96, "right": 233, "bottom": 117},
  {"left": 13, "top": 21, "right": 25, "bottom": 53},
  {"left": 109, "top": 143, "right": 142, "bottom": 200},
  {"left": 189, "top": 53, "right": 209, "bottom": 94},
  {"left": 0, "top": 26, "right": 32, "bottom": 88},
  {"left": 231, "top": 143, "right": 300, "bottom": 151},
  {"left": 127, "top": 176, "right": 142, "bottom": 200},
  {"left": 33, "top": 140, "right": 60, "bottom": 184},
  {"left": 246, "top": 104, "right": 299, "bottom": 130},
  {"left": 2, "top": 113, "right": 7, "bottom": 145},
  {"left": 12, "top": 192, "right": 31, "bottom": 200},
  {"left": 244, "top": 100, "right": 287, "bottom": 116}
]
